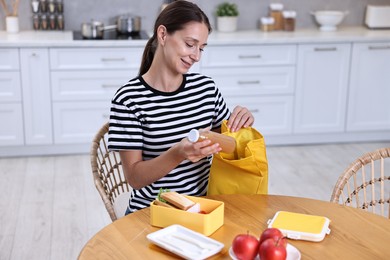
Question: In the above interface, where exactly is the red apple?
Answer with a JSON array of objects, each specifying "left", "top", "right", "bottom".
[
  {"left": 259, "top": 228, "right": 287, "bottom": 248},
  {"left": 232, "top": 233, "right": 259, "bottom": 260},
  {"left": 258, "top": 237, "right": 287, "bottom": 260}
]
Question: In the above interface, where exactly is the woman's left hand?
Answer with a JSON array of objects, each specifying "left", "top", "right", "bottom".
[{"left": 227, "top": 105, "right": 254, "bottom": 132}]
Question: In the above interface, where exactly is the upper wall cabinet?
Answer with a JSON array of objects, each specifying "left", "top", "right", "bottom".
[
  {"left": 347, "top": 42, "right": 390, "bottom": 131},
  {"left": 294, "top": 43, "right": 351, "bottom": 134}
]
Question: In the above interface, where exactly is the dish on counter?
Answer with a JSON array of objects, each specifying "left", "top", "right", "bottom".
[
  {"left": 229, "top": 243, "right": 301, "bottom": 260},
  {"left": 147, "top": 224, "right": 224, "bottom": 260}
]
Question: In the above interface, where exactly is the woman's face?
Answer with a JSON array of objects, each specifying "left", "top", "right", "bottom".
[{"left": 161, "top": 21, "right": 209, "bottom": 74}]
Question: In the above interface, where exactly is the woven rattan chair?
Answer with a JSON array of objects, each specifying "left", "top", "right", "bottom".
[
  {"left": 330, "top": 147, "right": 390, "bottom": 218},
  {"left": 91, "top": 122, "right": 132, "bottom": 221}
]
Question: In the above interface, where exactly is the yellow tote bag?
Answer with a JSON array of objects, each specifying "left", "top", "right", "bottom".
[{"left": 207, "top": 120, "right": 268, "bottom": 195}]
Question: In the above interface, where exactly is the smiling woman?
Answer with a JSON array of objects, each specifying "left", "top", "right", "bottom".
[{"left": 107, "top": 0, "right": 254, "bottom": 216}]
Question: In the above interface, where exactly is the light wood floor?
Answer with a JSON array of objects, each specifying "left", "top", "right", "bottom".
[{"left": 1, "top": 141, "right": 389, "bottom": 260}]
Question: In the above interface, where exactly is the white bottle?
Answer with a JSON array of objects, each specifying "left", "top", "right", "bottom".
[{"left": 187, "top": 129, "right": 236, "bottom": 154}]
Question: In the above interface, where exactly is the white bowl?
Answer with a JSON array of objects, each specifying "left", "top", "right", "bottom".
[{"left": 312, "top": 11, "right": 348, "bottom": 31}]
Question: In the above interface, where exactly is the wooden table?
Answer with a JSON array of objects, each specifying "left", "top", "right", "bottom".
[{"left": 78, "top": 194, "right": 390, "bottom": 259}]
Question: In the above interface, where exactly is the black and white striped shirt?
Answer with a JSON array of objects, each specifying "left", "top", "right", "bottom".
[{"left": 108, "top": 73, "right": 230, "bottom": 213}]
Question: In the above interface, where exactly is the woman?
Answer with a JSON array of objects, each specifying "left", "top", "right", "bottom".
[{"left": 108, "top": 0, "right": 254, "bottom": 214}]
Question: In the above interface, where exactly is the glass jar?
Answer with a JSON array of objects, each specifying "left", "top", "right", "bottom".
[
  {"left": 40, "top": 14, "right": 48, "bottom": 30},
  {"left": 40, "top": 0, "right": 47, "bottom": 12},
  {"left": 32, "top": 14, "right": 40, "bottom": 30},
  {"left": 282, "top": 11, "right": 297, "bottom": 31},
  {"left": 269, "top": 3, "right": 284, "bottom": 31},
  {"left": 49, "top": 14, "right": 56, "bottom": 30},
  {"left": 31, "top": 0, "right": 40, "bottom": 13},
  {"left": 48, "top": 0, "right": 56, "bottom": 13},
  {"left": 260, "top": 17, "right": 275, "bottom": 32},
  {"left": 56, "top": 0, "right": 63, "bottom": 13},
  {"left": 56, "top": 14, "right": 64, "bottom": 30}
]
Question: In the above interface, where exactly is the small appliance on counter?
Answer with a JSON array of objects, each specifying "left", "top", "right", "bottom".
[{"left": 365, "top": 5, "right": 390, "bottom": 29}]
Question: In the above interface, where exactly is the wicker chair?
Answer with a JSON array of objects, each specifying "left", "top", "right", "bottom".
[
  {"left": 330, "top": 147, "right": 390, "bottom": 218},
  {"left": 90, "top": 122, "right": 132, "bottom": 221}
]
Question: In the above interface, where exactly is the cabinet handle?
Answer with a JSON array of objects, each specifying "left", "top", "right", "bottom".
[
  {"left": 249, "top": 109, "right": 259, "bottom": 113},
  {"left": 314, "top": 47, "right": 337, "bottom": 52},
  {"left": 101, "top": 84, "right": 118, "bottom": 88},
  {"left": 238, "top": 55, "right": 262, "bottom": 59},
  {"left": 101, "top": 58, "right": 126, "bottom": 62},
  {"left": 237, "top": 80, "right": 261, "bottom": 85},
  {"left": 368, "top": 45, "right": 390, "bottom": 50}
]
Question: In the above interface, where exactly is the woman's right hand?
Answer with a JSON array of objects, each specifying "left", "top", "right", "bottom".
[{"left": 179, "top": 138, "right": 221, "bottom": 162}]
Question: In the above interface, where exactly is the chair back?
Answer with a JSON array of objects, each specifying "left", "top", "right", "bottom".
[
  {"left": 331, "top": 147, "right": 390, "bottom": 218},
  {"left": 90, "top": 122, "right": 132, "bottom": 221}
]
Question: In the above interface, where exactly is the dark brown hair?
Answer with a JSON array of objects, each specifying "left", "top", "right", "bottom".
[{"left": 138, "top": 0, "right": 212, "bottom": 75}]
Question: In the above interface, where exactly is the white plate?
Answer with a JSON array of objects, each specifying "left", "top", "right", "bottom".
[
  {"left": 147, "top": 224, "right": 224, "bottom": 260},
  {"left": 229, "top": 243, "right": 301, "bottom": 260}
]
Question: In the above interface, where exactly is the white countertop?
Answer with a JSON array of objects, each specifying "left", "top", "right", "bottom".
[
  {"left": 0, "top": 30, "right": 149, "bottom": 47},
  {"left": 1, "top": 27, "right": 390, "bottom": 47},
  {"left": 208, "top": 27, "right": 390, "bottom": 45}
]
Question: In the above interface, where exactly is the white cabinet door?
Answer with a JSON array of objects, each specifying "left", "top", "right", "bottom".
[
  {"left": 52, "top": 101, "right": 110, "bottom": 144},
  {"left": 202, "top": 45, "right": 296, "bottom": 67},
  {"left": 50, "top": 48, "right": 144, "bottom": 70},
  {"left": 202, "top": 66, "right": 295, "bottom": 96},
  {"left": 0, "top": 48, "right": 23, "bottom": 146},
  {"left": 347, "top": 42, "right": 390, "bottom": 131},
  {"left": 0, "top": 48, "right": 19, "bottom": 70},
  {"left": 20, "top": 49, "right": 53, "bottom": 145},
  {"left": 0, "top": 103, "right": 24, "bottom": 146},
  {"left": 294, "top": 43, "right": 351, "bottom": 133},
  {"left": 51, "top": 70, "right": 134, "bottom": 101},
  {"left": 223, "top": 96, "right": 293, "bottom": 136},
  {"left": 0, "top": 71, "right": 21, "bottom": 102}
]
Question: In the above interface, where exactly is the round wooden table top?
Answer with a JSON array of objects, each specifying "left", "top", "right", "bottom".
[{"left": 78, "top": 194, "right": 390, "bottom": 259}]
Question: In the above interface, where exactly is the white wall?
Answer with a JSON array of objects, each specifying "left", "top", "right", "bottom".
[{"left": 0, "top": 0, "right": 389, "bottom": 31}]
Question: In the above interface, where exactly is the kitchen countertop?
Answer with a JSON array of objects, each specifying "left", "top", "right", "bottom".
[{"left": 1, "top": 27, "right": 390, "bottom": 47}]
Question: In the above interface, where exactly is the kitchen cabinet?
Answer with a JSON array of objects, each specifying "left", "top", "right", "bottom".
[
  {"left": 50, "top": 47, "right": 143, "bottom": 70},
  {"left": 0, "top": 104, "right": 24, "bottom": 146},
  {"left": 294, "top": 43, "right": 351, "bottom": 133},
  {"left": 20, "top": 48, "right": 53, "bottom": 145},
  {"left": 347, "top": 42, "right": 390, "bottom": 131},
  {"left": 52, "top": 102, "right": 111, "bottom": 144},
  {"left": 0, "top": 48, "right": 19, "bottom": 70},
  {"left": 224, "top": 96, "right": 294, "bottom": 135},
  {"left": 201, "top": 44, "right": 296, "bottom": 136},
  {"left": 0, "top": 48, "right": 24, "bottom": 146},
  {"left": 1, "top": 28, "right": 390, "bottom": 156},
  {"left": 50, "top": 47, "right": 142, "bottom": 144}
]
